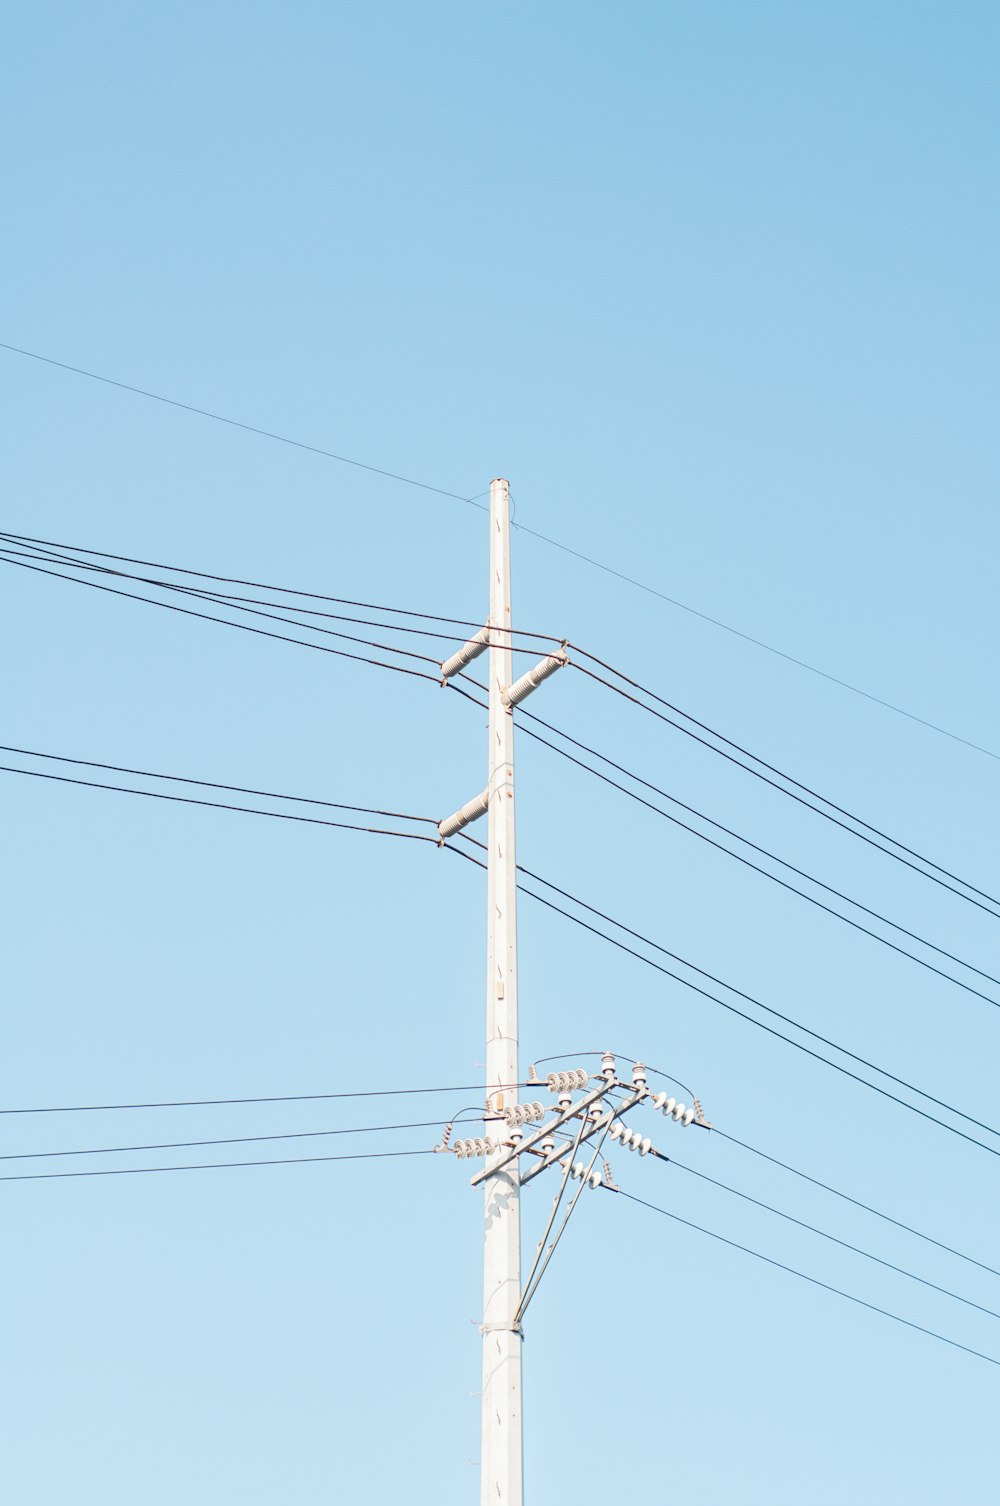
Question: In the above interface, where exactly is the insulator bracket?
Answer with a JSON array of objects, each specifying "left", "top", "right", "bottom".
[
  {"left": 502, "top": 648, "right": 569, "bottom": 708},
  {"left": 437, "top": 787, "right": 489, "bottom": 841},
  {"left": 440, "top": 625, "right": 490, "bottom": 682}
]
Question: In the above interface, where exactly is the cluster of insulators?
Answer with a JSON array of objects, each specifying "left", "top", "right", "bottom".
[
  {"left": 545, "top": 1069, "right": 589, "bottom": 1093},
  {"left": 607, "top": 1121, "right": 652, "bottom": 1156},
  {"left": 503, "top": 1100, "right": 546, "bottom": 1128},
  {"left": 650, "top": 1092, "right": 696, "bottom": 1126},
  {"left": 559, "top": 1158, "right": 602, "bottom": 1189},
  {"left": 453, "top": 1136, "right": 499, "bottom": 1159}
]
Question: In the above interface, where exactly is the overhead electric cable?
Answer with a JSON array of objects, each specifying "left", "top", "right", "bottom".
[
  {"left": 1, "top": 542, "right": 465, "bottom": 643},
  {"left": 0, "top": 744, "right": 436, "bottom": 824},
  {"left": 0, "top": 552, "right": 442, "bottom": 680},
  {"left": 570, "top": 656, "right": 1000, "bottom": 918},
  {"left": 9, "top": 730, "right": 995, "bottom": 1157},
  {"left": 0, "top": 1118, "right": 459, "bottom": 1162},
  {"left": 0, "top": 342, "right": 484, "bottom": 506},
  {"left": 513, "top": 859, "right": 1000, "bottom": 1143},
  {"left": 0, "top": 542, "right": 449, "bottom": 666},
  {"left": 0, "top": 537, "right": 555, "bottom": 655},
  {"left": 709, "top": 1127, "right": 1000, "bottom": 1283},
  {"left": 613, "top": 1188, "right": 1000, "bottom": 1370},
  {"left": 0, "top": 1081, "right": 525, "bottom": 1116},
  {"left": 508, "top": 522, "right": 1000, "bottom": 765},
  {"left": 0, "top": 527, "right": 562, "bottom": 643},
  {"left": 657, "top": 1152, "right": 1000, "bottom": 1323},
  {"left": 509, "top": 710, "right": 1000, "bottom": 1004},
  {"left": 0, "top": 1146, "right": 435, "bottom": 1182},
  {"left": 442, "top": 843, "right": 1000, "bottom": 1157},
  {"left": 3, "top": 341, "right": 993, "bottom": 763},
  {"left": 0, "top": 762, "right": 438, "bottom": 843}
]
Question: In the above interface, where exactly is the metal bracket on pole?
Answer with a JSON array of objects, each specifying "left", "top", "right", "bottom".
[
  {"left": 520, "top": 1089, "right": 644, "bottom": 1184},
  {"left": 469, "top": 1080, "right": 614, "bottom": 1187},
  {"left": 502, "top": 647, "right": 569, "bottom": 708},
  {"left": 440, "top": 625, "right": 490, "bottom": 683}
]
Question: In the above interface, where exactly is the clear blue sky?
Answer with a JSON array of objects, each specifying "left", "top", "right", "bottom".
[{"left": 2, "top": 4, "right": 998, "bottom": 1501}]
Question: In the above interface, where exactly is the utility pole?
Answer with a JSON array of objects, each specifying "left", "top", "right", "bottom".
[
  {"left": 438, "top": 478, "right": 571, "bottom": 1504},
  {"left": 481, "top": 476, "right": 523, "bottom": 1506}
]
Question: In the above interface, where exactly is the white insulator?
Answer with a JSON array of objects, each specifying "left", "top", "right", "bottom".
[
  {"left": 437, "top": 787, "right": 489, "bottom": 840},
  {"left": 455, "top": 1136, "right": 497, "bottom": 1158},
  {"left": 571, "top": 1162, "right": 585, "bottom": 1180},
  {"left": 505, "top": 1101, "right": 545, "bottom": 1128},
  {"left": 638, "top": 1137, "right": 652, "bottom": 1156},
  {"left": 671, "top": 1101, "right": 687, "bottom": 1122},
  {"left": 651, "top": 1092, "right": 669, "bottom": 1113},
  {"left": 681, "top": 1107, "right": 696, "bottom": 1128},
  {"left": 545, "top": 1068, "right": 589, "bottom": 1094},
  {"left": 440, "top": 625, "right": 490, "bottom": 681},
  {"left": 601, "top": 1052, "right": 616, "bottom": 1081},
  {"left": 632, "top": 1061, "right": 648, "bottom": 1091},
  {"left": 501, "top": 648, "right": 569, "bottom": 708},
  {"left": 661, "top": 1096, "right": 677, "bottom": 1118},
  {"left": 608, "top": 1121, "right": 625, "bottom": 1141},
  {"left": 587, "top": 1169, "right": 601, "bottom": 1189}
]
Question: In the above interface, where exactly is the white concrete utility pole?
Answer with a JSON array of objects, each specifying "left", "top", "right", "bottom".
[
  {"left": 481, "top": 476, "right": 523, "bottom": 1506},
  {"left": 438, "top": 477, "right": 570, "bottom": 1505}
]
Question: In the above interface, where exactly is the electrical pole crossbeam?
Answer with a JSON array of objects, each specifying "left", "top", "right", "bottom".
[{"left": 468, "top": 1079, "right": 615, "bottom": 1187}]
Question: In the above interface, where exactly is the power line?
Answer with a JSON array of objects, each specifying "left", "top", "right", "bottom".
[
  {"left": 0, "top": 1081, "right": 525, "bottom": 1116},
  {"left": 612, "top": 1187, "right": 1000, "bottom": 1370},
  {"left": 443, "top": 842, "right": 1000, "bottom": 1157},
  {"left": 510, "top": 523, "right": 1000, "bottom": 764},
  {"left": 514, "top": 864, "right": 1000, "bottom": 1145},
  {"left": 2, "top": 539, "right": 547, "bottom": 669},
  {"left": 0, "top": 527, "right": 563, "bottom": 643},
  {"left": 4, "top": 543, "right": 467, "bottom": 644},
  {"left": 8, "top": 521, "right": 993, "bottom": 933},
  {"left": 709, "top": 1126, "right": 1000, "bottom": 1283},
  {"left": 0, "top": 762, "right": 439, "bottom": 844},
  {"left": 0, "top": 541, "right": 448, "bottom": 666},
  {"left": 3, "top": 342, "right": 993, "bottom": 763},
  {"left": 0, "top": 342, "right": 484, "bottom": 507},
  {"left": 0, "top": 1118, "right": 459, "bottom": 1162},
  {"left": 511, "top": 705, "right": 1000, "bottom": 1007},
  {"left": 0, "top": 744, "right": 437, "bottom": 825},
  {"left": 570, "top": 658, "right": 1000, "bottom": 920},
  {"left": 0, "top": 551, "right": 443, "bottom": 682},
  {"left": 656, "top": 1151, "right": 1000, "bottom": 1324},
  {"left": 9, "top": 730, "right": 995, "bottom": 1157},
  {"left": 0, "top": 533, "right": 558, "bottom": 652},
  {"left": 0, "top": 1146, "right": 435, "bottom": 1183}
]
